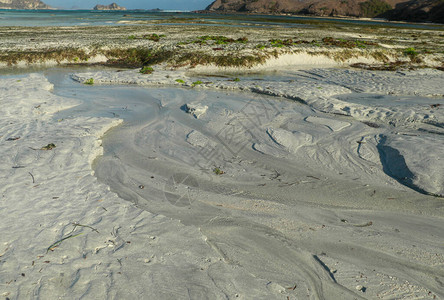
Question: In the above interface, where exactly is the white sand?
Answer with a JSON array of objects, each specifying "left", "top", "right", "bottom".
[
  {"left": 71, "top": 64, "right": 444, "bottom": 299},
  {"left": 0, "top": 74, "right": 286, "bottom": 299},
  {"left": 1, "top": 65, "right": 443, "bottom": 299}
]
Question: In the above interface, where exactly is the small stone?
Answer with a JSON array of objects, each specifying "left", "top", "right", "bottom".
[
  {"left": 356, "top": 285, "right": 364, "bottom": 291},
  {"left": 185, "top": 103, "right": 208, "bottom": 119}
]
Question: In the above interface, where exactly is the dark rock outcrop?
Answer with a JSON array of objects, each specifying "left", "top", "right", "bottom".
[
  {"left": 93, "top": 3, "right": 126, "bottom": 10},
  {"left": 0, "top": 0, "right": 51, "bottom": 9},
  {"left": 384, "top": 0, "right": 444, "bottom": 23}
]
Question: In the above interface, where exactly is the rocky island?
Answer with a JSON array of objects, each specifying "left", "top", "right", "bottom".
[
  {"left": 0, "top": 0, "right": 51, "bottom": 9},
  {"left": 93, "top": 2, "right": 126, "bottom": 10}
]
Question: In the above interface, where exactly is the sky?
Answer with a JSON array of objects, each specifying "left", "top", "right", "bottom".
[{"left": 43, "top": 0, "right": 214, "bottom": 10}]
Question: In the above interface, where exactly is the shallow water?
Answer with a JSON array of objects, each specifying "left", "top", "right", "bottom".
[
  {"left": 3, "top": 66, "right": 443, "bottom": 218},
  {"left": 1, "top": 9, "right": 443, "bottom": 29},
  {"left": 46, "top": 67, "right": 159, "bottom": 120},
  {"left": 33, "top": 67, "right": 443, "bottom": 210}
]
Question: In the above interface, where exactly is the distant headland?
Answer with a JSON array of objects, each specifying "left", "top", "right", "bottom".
[{"left": 0, "top": 0, "right": 52, "bottom": 9}]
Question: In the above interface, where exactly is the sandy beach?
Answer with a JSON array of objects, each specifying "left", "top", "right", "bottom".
[{"left": 1, "top": 18, "right": 444, "bottom": 299}]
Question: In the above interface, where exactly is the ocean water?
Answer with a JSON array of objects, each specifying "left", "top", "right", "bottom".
[{"left": 0, "top": 9, "right": 443, "bottom": 29}]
